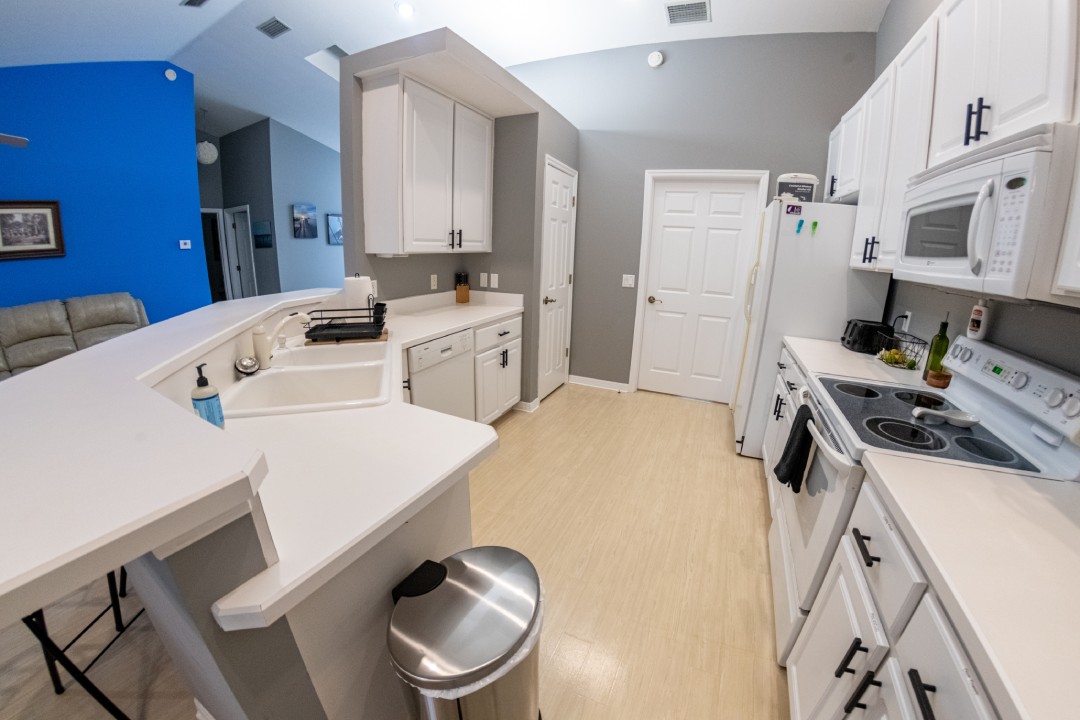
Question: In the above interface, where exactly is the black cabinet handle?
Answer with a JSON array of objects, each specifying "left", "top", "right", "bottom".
[
  {"left": 776, "top": 398, "right": 786, "bottom": 420},
  {"left": 457, "top": 229, "right": 463, "bottom": 248},
  {"left": 787, "top": 381, "right": 797, "bottom": 392},
  {"left": 498, "top": 330, "right": 510, "bottom": 337},
  {"left": 834, "top": 637, "right": 868, "bottom": 678},
  {"left": 843, "top": 670, "right": 883, "bottom": 714},
  {"left": 501, "top": 348, "right": 508, "bottom": 368},
  {"left": 974, "top": 97, "right": 991, "bottom": 142},
  {"left": 773, "top": 393, "right": 782, "bottom": 417},
  {"left": 852, "top": 528, "right": 881, "bottom": 567},
  {"left": 777, "top": 362, "right": 787, "bottom": 370},
  {"left": 861, "top": 237, "right": 871, "bottom": 264},
  {"left": 448, "top": 230, "right": 455, "bottom": 248},
  {"left": 829, "top": 175, "right": 837, "bottom": 197},
  {"left": 964, "top": 102, "right": 976, "bottom": 146},
  {"left": 869, "top": 236, "right": 878, "bottom": 262},
  {"left": 908, "top": 668, "right": 938, "bottom": 720}
]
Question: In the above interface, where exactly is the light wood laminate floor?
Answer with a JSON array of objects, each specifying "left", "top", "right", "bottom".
[
  {"left": 471, "top": 385, "right": 788, "bottom": 719},
  {"left": 0, "top": 384, "right": 787, "bottom": 719}
]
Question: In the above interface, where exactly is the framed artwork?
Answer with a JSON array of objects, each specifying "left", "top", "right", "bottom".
[
  {"left": 292, "top": 203, "right": 317, "bottom": 238},
  {"left": 252, "top": 220, "right": 273, "bottom": 249},
  {"left": 327, "top": 213, "right": 344, "bottom": 246},
  {"left": 0, "top": 201, "right": 64, "bottom": 260}
]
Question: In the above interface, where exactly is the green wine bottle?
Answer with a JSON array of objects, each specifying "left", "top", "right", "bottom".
[{"left": 923, "top": 314, "right": 950, "bottom": 381}]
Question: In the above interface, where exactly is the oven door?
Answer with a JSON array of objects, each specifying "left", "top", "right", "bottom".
[
  {"left": 776, "top": 395, "right": 865, "bottom": 613},
  {"left": 894, "top": 158, "right": 1004, "bottom": 293}
]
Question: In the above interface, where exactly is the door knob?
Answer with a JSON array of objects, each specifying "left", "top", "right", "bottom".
[
  {"left": 648, "top": 295, "right": 662, "bottom": 304},
  {"left": 544, "top": 296, "right": 557, "bottom": 304}
]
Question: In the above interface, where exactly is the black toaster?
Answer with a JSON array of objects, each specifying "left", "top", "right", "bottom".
[{"left": 842, "top": 319, "right": 893, "bottom": 354}]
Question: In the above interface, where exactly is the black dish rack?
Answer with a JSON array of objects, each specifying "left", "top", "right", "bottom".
[{"left": 304, "top": 304, "right": 387, "bottom": 343}]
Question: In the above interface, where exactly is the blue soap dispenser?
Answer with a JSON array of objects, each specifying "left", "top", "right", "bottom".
[{"left": 191, "top": 363, "right": 225, "bottom": 428}]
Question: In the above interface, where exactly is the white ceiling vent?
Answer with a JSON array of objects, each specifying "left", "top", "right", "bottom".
[
  {"left": 179, "top": 0, "right": 211, "bottom": 7},
  {"left": 256, "top": 17, "right": 291, "bottom": 39},
  {"left": 665, "top": 1, "right": 711, "bottom": 25}
]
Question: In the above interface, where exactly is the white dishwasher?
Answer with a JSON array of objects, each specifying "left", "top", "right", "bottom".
[{"left": 407, "top": 329, "right": 476, "bottom": 421}]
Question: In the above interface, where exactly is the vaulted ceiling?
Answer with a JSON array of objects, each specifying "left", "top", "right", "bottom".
[{"left": 1, "top": 0, "right": 891, "bottom": 150}]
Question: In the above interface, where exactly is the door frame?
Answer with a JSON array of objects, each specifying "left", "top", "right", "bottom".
[
  {"left": 223, "top": 205, "right": 259, "bottom": 297},
  {"left": 200, "top": 208, "right": 232, "bottom": 299},
  {"left": 537, "top": 154, "right": 579, "bottom": 401},
  {"left": 628, "top": 170, "right": 771, "bottom": 393}
]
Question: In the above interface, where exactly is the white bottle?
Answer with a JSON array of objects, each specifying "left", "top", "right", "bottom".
[
  {"left": 253, "top": 324, "right": 272, "bottom": 369},
  {"left": 967, "top": 299, "right": 991, "bottom": 340}
]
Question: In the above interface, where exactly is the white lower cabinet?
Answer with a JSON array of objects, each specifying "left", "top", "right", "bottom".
[{"left": 474, "top": 317, "right": 522, "bottom": 424}]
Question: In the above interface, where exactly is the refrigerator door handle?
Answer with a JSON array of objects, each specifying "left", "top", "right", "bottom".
[{"left": 743, "top": 263, "right": 759, "bottom": 322}]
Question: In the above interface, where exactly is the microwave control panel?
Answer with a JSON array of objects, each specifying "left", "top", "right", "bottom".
[
  {"left": 987, "top": 174, "right": 1033, "bottom": 277},
  {"left": 947, "top": 337, "right": 1080, "bottom": 441}
]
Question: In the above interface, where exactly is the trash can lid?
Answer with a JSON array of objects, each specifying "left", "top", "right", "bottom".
[{"left": 387, "top": 546, "right": 541, "bottom": 690}]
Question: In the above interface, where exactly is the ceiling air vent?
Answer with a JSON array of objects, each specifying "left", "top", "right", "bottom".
[
  {"left": 665, "top": 1, "right": 711, "bottom": 25},
  {"left": 256, "top": 17, "right": 291, "bottom": 39},
  {"left": 179, "top": 0, "right": 211, "bottom": 7}
]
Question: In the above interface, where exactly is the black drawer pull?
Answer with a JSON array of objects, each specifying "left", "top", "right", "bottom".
[
  {"left": 776, "top": 399, "right": 785, "bottom": 420},
  {"left": 843, "top": 670, "right": 882, "bottom": 713},
  {"left": 498, "top": 330, "right": 510, "bottom": 337},
  {"left": 787, "top": 381, "right": 797, "bottom": 392},
  {"left": 852, "top": 528, "right": 881, "bottom": 567},
  {"left": 834, "top": 637, "right": 868, "bottom": 678},
  {"left": 777, "top": 362, "right": 787, "bottom": 370},
  {"left": 909, "top": 668, "right": 938, "bottom": 720}
]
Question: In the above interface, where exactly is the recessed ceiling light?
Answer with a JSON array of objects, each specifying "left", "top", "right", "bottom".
[{"left": 395, "top": 1, "right": 415, "bottom": 19}]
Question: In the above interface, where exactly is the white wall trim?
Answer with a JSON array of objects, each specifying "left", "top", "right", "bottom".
[
  {"left": 627, "top": 170, "right": 771, "bottom": 393},
  {"left": 569, "top": 375, "right": 632, "bottom": 393},
  {"left": 512, "top": 398, "right": 541, "bottom": 413}
]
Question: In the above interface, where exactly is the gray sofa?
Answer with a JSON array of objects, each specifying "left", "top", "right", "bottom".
[{"left": 0, "top": 293, "right": 148, "bottom": 380}]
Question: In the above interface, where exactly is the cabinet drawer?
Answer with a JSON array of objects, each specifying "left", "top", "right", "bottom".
[
  {"left": 847, "top": 484, "right": 927, "bottom": 640},
  {"left": 474, "top": 316, "right": 521, "bottom": 352},
  {"left": 895, "top": 595, "right": 996, "bottom": 720},
  {"left": 778, "top": 348, "right": 806, "bottom": 393}
]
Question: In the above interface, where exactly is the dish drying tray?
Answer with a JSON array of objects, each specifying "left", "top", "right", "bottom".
[{"left": 304, "top": 305, "right": 386, "bottom": 344}]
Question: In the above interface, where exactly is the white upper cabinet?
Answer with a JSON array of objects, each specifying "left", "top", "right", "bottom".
[
  {"left": 851, "top": 15, "right": 938, "bottom": 272},
  {"left": 829, "top": 99, "right": 868, "bottom": 203},
  {"left": 928, "top": 0, "right": 1076, "bottom": 168},
  {"left": 362, "top": 75, "right": 494, "bottom": 255}
]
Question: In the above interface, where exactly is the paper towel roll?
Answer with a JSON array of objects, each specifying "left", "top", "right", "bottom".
[{"left": 344, "top": 275, "right": 374, "bottom": 309}]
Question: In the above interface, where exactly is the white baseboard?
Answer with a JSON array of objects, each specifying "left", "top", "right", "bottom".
[
  {"left": 569, "top": 375, "right": 632, "bottom": 393},
  {"left": 513, "top": 398, "right": 540, "bottom": 413}
]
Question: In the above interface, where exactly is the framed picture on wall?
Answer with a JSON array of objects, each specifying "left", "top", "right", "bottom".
[
  {"left": 0, "top": 201, "right": 64, "bottom": 260},
  {"left": 252, "top": 220, "right": 273, "bottom": 249},
  {"left": 327, "top": 213, "right": 343, "bottom": 246},
  {"left": 292, "top": 203, "right": 317, "bottom": 239}
]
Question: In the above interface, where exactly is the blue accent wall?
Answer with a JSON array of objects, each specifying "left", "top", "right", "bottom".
[{"left": 0, "top": 62, "right": 210, "bottom": 321}]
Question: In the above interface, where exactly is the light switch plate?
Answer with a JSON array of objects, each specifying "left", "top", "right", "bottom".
[
  {"left": 622, "top": 274, "right": 635, "bottom": 288},
  {"left": 430, "top": 274, "right": 438, "bottom": 290},
  {"left": 480, "top": 272, "right": 488, "bottom": 287},
  {"left": 490, "top": 273, "right": 499, "bottom": 289},
  {"left": 179, "top": 239, "right": 192, "bottom": 250}
]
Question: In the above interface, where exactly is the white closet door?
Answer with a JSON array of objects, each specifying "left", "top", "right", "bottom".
[
  {"left": 851, "top": 69, "right": 896, "bottom": 270},
  {"left": 403, "top": 79, "right": 455, "bottom": 253},
  {"left": 928, "top": 0, "right": 989, "bottom": 168},
  {"left": 452, "top": 103, "right": 493, "bottom": 253}
]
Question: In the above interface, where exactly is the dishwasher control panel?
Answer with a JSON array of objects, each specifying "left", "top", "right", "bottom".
[{"left": 407, "top": 329, "right": 474, "bottom": 372}]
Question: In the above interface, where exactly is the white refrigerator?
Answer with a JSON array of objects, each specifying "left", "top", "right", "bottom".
[{"left": 731, "top": 199, "right": 890, "bottom": 458}]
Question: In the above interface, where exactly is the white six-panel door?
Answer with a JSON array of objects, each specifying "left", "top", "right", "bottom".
[
  {"left": 637, "top": 175, "right": 763, "bottom": 403},
  {"left": 538, "top": 158, "right": 578, "bottom": 401}
]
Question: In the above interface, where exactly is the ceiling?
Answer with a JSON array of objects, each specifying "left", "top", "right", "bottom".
[{"left": 1, "top": 0, "right": 891, "bottom": 151}]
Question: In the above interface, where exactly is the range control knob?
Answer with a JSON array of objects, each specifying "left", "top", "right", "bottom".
[
  {"left": 1064, "top": 396, "right": 1080, "bottom": 419},
  {"left": 1010, "top": 372, "right": 1030, "bottom": 390},
  {"left": 950, "top": 344, "right": 963, "bottom": 358},
  {"left": 1046, "top": 388, "right": 1067, "bottom": 408},
  {"left": 960, "top": 348, "right": 974, "bottom": 362}
]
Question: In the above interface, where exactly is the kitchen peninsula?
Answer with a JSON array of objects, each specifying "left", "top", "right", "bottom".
[{"left": 0, "top": 288, "right": 524, "bottom": 720}]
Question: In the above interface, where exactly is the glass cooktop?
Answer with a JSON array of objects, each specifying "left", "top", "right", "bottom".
[{"left": 820, "top": 377, "right": 1039, "bottom": 473}]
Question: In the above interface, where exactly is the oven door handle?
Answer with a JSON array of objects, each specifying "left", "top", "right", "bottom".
[
  {"left": 805, "top": 419, "right": 855, "bottom": 472},
  {"left": 966, "top": 178, "right": 994, "bottom": 277}
]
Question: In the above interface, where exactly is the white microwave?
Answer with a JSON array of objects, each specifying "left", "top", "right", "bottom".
[{"left": 895, "top": 125, "right": 1078, "bottom": 298}]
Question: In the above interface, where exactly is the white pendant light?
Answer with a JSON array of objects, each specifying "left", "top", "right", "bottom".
[
  {"left": 395, "top": 1, "right": 415, "bottom": 18},
  {"left": 196, "top": 140, "right": 219, "bottom": 165}
]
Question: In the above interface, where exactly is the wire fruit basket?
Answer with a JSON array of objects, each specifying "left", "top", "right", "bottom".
[{"left": 876, "top": 330, "right": 927, "bottom": 370}]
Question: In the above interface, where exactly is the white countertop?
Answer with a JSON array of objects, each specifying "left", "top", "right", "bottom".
[
  {"left": 783, "top": 336, "right": 1080, "bottom": 720},
  {"left": 0, "top": 289, "right": 521, "bottom": 632}
]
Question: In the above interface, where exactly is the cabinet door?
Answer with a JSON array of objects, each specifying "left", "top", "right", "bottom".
[
  {"left": 842, "top": 657, "right": 918, "bottom": 720},
  {"left": 1055, "top": 192, "right": 1080, "bottom": 293},
  {"left": 499, "top": 338, "right": 522, "bottom": 413},
  {"left": 761, "top": 374, "right": 787, "bottom": 475},
  {"left": 452, "top": 104, "right": 493, "bottom": 253},
  {"left": 836, "top": 100, "right": 867, "bottom": 199},
  {"left": 877, "top": 16, "right": 938, "bottom": 272},
  {"left": 851, "top": 69, "right": 896, "bottom": 270},
  {"left": 403, "top": 79, "right": 455, "bottom": 254},
  {"left": 928, "top": 0, "right": 989, "bottom": 168},
  {"left": 983, "top": 0, "right": 1076, "bottom": 144},
  {"left": 894, "top": 595, "right": 996, "bottom": 720},
  {"left": 475, "top": 346, "right": 502, "bottom": 424},
  {"left": 787, "top": 536, "right": 890, "bottom": 720},
  {"left": 826, "top": 125, "right": 843, "bottom": 202}
]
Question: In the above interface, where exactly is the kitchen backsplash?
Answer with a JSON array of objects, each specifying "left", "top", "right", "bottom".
[{"left": 885, "top": 280, "right": 1080, "bottom": 376}]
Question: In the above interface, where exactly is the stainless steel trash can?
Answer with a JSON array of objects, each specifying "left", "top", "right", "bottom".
[{"left": 388, "top": 546, "right": 542, "bottom": 720}]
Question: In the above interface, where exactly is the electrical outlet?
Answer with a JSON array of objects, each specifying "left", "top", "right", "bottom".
[
  {"left": 900, "top": 311, "right": 912, "bottom": 333},
  {"left": 490, "top": 273, "right": 499, "bottom": 289},
  {"left": 622, "top": 274, "right": 635, "bottom": 288},
  {"left": 430, "top": 274, "right": 438, "bottom": 290},
  {"left": 480, "top": 272, "right": 488, "bottom": 288},
  {"left": 179, "top": 239, "right": 192, "bottom": 250},
  {"left": 371, "top": 280, "right": 378, "bottom": 297}
]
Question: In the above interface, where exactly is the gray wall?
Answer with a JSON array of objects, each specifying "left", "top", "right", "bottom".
[
  {"left": 197, "top": 129, "right": 224, "bottom": 209},
  {"left": 875, "top": 0, "right": 941, "bottom": 75},
  {"left": 510, "top": 33, "right": 877, "bottom": 384},
  {"left": 221, "top": 120, "right": 280, "bottom": 295},
  {"left": 269, "top": 119, "right": 345, "bottom": 292}
]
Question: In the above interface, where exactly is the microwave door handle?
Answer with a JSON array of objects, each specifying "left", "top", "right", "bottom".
[
  {"left": 967, "top": 179, "right": 995, "bottom": 276},
  {"left": 805, "top": 419, "right": 855, "bottom": 472}
]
